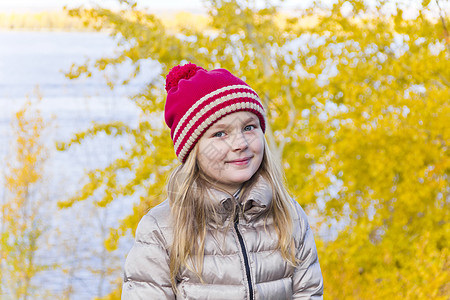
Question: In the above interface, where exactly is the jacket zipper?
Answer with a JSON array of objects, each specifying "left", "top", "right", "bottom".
[{"left": 234, "top": 212, "right": 254, "bottom": 300}]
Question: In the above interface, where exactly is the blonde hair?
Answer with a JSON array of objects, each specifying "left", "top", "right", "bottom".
[{"left": 167, "top": 138, "right": 296, "bottom": 289}]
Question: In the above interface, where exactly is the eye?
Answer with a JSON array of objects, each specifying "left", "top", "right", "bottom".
[
  {"left": 213, "top": 131, "right": 226, "bottom": 138},
  {"left": 243, "top": 124, "right": 256, "bottom": 131}
]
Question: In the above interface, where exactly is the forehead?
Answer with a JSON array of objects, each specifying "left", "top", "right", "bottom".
[{"left": 211, "top": 111, "right": 259, "bottom": 127}]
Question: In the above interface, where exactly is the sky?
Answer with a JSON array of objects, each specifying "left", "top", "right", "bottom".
[
  {"left": 0, "top": 0, "right": 446, "bottom": 19},
  {"left": 0, "top": 0, "right": 203, "bottom": 12},
  {"left": 0, "top": 0, "right": 307, "bottom": 13}
]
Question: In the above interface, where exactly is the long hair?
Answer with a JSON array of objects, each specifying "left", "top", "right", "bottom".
[{"left": 167, "top": 138, "right": 296, "bottom": 289}]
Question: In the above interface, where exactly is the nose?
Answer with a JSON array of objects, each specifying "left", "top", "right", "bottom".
[{"left": 230, "top": 131, "right": 249, "bottom": 151}]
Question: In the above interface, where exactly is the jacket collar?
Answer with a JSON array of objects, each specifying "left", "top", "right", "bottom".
[{"left": 207, "top": 175, "right": 273, "bottom": 222}]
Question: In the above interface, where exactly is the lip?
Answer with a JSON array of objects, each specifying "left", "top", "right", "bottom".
[{"left": 226, "top": 156, "right": 252, "bottom": 165}]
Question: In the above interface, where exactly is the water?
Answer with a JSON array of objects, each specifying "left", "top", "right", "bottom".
[
  {"left": 0, "top": 31, "right": 153, "bottom": 298},
  {"left": 0, "top": 30, "right": 148, "bottom": 143}
]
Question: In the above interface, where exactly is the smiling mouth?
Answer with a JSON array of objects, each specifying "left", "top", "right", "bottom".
[{"left": 226, "top": 157, "right": 252, "bottom": 165}]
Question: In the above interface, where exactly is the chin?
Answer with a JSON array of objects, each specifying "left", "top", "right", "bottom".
[{"left": 227, "top": 173, "right": 254, "bottom": 184}]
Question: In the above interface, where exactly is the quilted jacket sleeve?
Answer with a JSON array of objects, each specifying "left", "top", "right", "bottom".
[
  {"left": 121, "top": 213, "right": 175, "bottom": 300},
  {"left": 292, "top": 203, "right": 324, "bottom": 299}
]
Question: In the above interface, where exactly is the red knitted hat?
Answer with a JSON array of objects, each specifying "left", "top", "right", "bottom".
[{"left": 164, "top": 63, "right": 266, "bottom": 162}]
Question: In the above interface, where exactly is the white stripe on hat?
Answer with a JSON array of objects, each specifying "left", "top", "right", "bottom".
[{"left": 172, "top": 84, "right": 257, "bottom": 140}]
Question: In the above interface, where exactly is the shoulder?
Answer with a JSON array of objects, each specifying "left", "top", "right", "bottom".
[
  {"left": 289, "top": 199, "right": 313, "bottom": 244},
  {"left": 290, "top": 199, "right": 309, "bottom": 223},
  {"left": 134, "top": 199, "right": 173, "bottom": 247}
]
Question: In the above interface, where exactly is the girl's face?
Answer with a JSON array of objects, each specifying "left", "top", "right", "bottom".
[{"left": 197, "top": 111, "right": 264, "bottom": 194}]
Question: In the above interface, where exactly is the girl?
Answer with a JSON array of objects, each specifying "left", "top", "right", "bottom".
[{"left": 122, "top": 63, "right": 323, "bottom": 299}]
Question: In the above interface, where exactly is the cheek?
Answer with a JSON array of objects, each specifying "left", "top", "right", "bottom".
[
  {"left": 250, "top": 134, "right": 265, "bottom": 154},
  {"left": 198, "top": 140, "right": 227, "bottom": 166}
]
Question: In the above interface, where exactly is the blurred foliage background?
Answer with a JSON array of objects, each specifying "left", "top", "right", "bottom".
[{"left": 1, "top": 0, "right": 449, "bottom": 299}]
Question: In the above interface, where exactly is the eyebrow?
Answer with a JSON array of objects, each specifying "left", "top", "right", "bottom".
[{"left": 211, "top": 116, "right": 258, "bottom": 129}]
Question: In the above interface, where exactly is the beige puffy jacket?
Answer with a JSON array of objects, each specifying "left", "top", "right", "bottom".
[{"left": 122, "top": 177, "right": 323, "bottom": 299}]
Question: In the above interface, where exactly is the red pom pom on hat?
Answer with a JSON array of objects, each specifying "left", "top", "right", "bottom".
[{"left": 165, "top": 62, "right": 206, "bottom": 92}]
